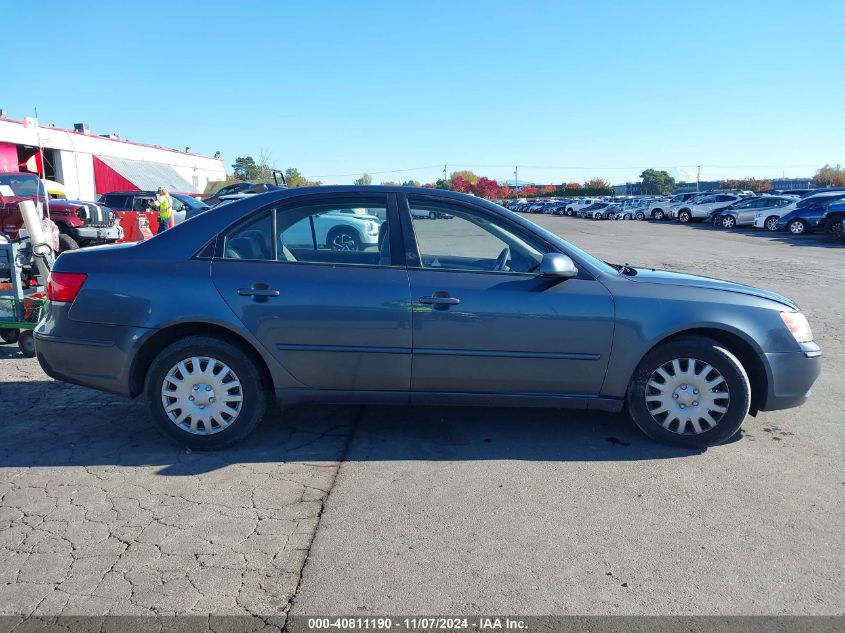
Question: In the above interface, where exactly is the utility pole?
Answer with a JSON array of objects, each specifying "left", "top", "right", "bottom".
[
  {"left": 696, "top": 165, "right": 701, "bottom": 192},
  {"left": 514, "top": 166, "right": 518, "bottom": 190},
  {"left": 443, "top": 164, "right": 447, "bottom": 183}
]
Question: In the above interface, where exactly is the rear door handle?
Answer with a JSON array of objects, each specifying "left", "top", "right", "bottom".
[
  {"left": 419, "top": 295, "right": 460, "bottom": 306},
  {"left": 237, "top": 287, "right": 280, "bottom": 297}
]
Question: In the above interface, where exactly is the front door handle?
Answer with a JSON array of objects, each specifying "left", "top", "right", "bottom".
[
  {"left": 237, "top": 285, "right": 280, "bottom": 298},
  {"left": 419, "top": 293, "right": 460, "bottom": 306}
]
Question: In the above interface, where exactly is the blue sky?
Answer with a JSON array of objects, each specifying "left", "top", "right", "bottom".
[{"left": 5, "top": 0, "right": 843, "bottom": 185}]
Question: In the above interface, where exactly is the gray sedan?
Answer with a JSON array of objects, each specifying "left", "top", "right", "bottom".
[{"left": 35, "top": 186, "right": 821, "bottom": 450}]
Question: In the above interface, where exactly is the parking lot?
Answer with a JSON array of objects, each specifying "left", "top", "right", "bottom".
[{"left": 1, "top": 218, "right": 843, "bottom": 623}]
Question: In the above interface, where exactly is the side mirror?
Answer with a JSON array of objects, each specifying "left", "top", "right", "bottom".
[{"left": 539, "top": 252, "right": 578, "bottom": 279}]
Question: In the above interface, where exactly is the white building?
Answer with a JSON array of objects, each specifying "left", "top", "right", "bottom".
[{"left": 0, "top": 116, "right": 226, "bottom": 200}]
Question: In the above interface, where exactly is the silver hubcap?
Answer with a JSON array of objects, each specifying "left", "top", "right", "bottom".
[
  {"left": 766, "top": 218, "right": 778, "bottom": 230},
  {"left": 789, "top": 222, "right": 803, "bottom": 234},
  {"left": 331, "top": 232, "right": 357, "bottom": 250},
  {"left": 724, "top": 217, "right": 734, "bottom": 227},
  {"left": 645, "top": 357, "right": 730, "bottom": 435},
  {"left": 160, "top": 356, "right": 243, "bottom": 435}
]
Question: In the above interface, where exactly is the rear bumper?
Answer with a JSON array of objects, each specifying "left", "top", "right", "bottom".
[
  {"left": 760, "top": 345, "right": 822, "bottom": 411},
  {"left": 34, "top": 304, "right": 148, "bottom": 397},
  {"left": 69, "top": 225, "right": 122, "bottom": 241}
]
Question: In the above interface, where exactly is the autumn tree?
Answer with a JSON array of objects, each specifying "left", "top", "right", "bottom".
[
  {"left": 583, "top": 178, "right": 612, "bottom": 192},
  {"left": 640, "top": 169, "right": 676, "bottom": 195},
  {"left": 812, "top": 164, "right": 845, "bottom": 187},
  {"left": 521, "top": 185, "right": 539, "bottom": 196},
  {"left": 449, "top": 170, "right": 480, "bottom": 185},
  {"left": 354, "top": 173, "right": 373, "bottom": 185},
  {"left": 721, "top": 178, "right": 771, "bottom": 193},
  {"left": 564, "top": 182, "right": 581, "bottom": 189},
  {"left": 498, "top": 186, "right": 515, "bottom": 198},
  {"left": 450, "top": 176, "right": 473, "bottom": 193},
  {"left": 474, "top": 177, "right": 499, "bottom": 199}
]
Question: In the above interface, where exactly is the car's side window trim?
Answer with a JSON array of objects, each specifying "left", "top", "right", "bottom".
[
  {"left": 213, "top": 193, "right": 404, "bottom": 270},
  {"left": 397, "top": 193, "right": 553, "bottom": 277}
]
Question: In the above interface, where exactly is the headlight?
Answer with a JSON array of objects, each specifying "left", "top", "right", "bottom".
[{"left": 781, "top": 312, "right": 813, "bottom": 343}]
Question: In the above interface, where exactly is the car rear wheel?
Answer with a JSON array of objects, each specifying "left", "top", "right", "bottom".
[
  {"left": 652, "top": 209, "right": 664, "bottom": 221},
  {"left": 18, "top": 330, "right": 36, "bottom": 357},
  {"left": 327, "top": 227, "right": 361, "bottom": 251},
  {"left": 58, "top": 234, "right": 80, "bottom": 252},
  {"left": 635, "top": 211, "right": 645, "bottom": 221},
  {"left": 678, "top": 210, "right": 691, "bottom": 223},
  {"left": 788, "top": 219, "right": 807, "bottom": 235},
  {"left": 627, "top": 336, "right": 750, "bottom": 448},
  {"left": 764, "top": 216, "right": 779, "bottom": 231},
  {"left": 428, "top": 211, "right": 437, "bottom": 220},
  {"left": 144, "top": 336, "right": 267, "bottom": 449},
  {"left": 722, "top": 215, "right": 736, "bottom": 229},
  {"left": 0, "top": 328, "right": 20, "bottom": 344}
]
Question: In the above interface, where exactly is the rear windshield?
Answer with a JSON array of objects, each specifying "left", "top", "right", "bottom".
[{"left": 0, "top": 174, "right": 45, "bottom": 198}]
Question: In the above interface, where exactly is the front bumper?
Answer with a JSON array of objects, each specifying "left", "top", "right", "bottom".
[
  {"left": 34, "top": 303, "right": 148, "bottom": 397},
  {"left": 69, "top": 225, "right": 122, "bottom": 241},
  {"left": 759, "top": 343, "right": 822, "bottom": 411}
]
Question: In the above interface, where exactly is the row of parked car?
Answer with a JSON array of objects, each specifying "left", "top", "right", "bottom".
[{"left": 504, "top": 188, "right": 845, "bottom": 240}]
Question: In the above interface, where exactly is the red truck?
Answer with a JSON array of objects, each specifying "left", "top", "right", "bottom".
[{"left": 0, "top": 172, "right": 122, "bottom": 250}]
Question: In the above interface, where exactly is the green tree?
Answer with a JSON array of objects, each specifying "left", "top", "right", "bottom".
[
  {"left": 640, "top": 169, "right": 676, "bottom": 195},
  {"left": 812, "top": 164, "right": 845, "bottom": 187},
  {"left": 232, "top": 156, "right": 259, "bottom": 181},
  {"left": 283, "top": 168, "right": 321, "bottom": 188},
  {"left": 402, "top": 179, "right": 421, "bottom": 187},
  {"left": 354, "top": 173, "right": 373, "bottom": 185}
]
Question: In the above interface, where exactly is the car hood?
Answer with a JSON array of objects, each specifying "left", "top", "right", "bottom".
[{"left": 627, "top": 268, "right": 797, "bottom": 309}]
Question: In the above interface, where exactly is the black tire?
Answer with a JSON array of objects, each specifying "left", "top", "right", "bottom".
[
  {"left": 787, "top": 219, "right": 807, "bottom": 235},
  {"left": 652, "top": 209, "right": 664, "bottom": 221},
  {"left": 18, "top": 330, "right": 36, "bottom": 357},
  {"left": 327, "top": 227, "right": 362, "bottom": 251},
  {"left": 627, "top": 336, "right": 751, "bottom": 448},
  {"left": 428, "top": 211, "right": 437, "bottom": 220},
  {"left": 721, "top": 215, "right": 737, "bottom": 229},
  {"left": 566, "top": 208, "right": 575, "bottom": 216},
  {"left": 58, "top": 233, "right": 80, "bottom": 253},
  {"left": 0, "top": 328, "right": 20, "bottom": 344},
  {"left": 635, "top": 211, "right": 645, "bottom": 221},
  {"left": 144, "top": 336, "right": 268, "bottom": 450},
  {"left": 678, "top": 210, "right": 692, "bottom": 224},
  {"left": 823, "top": 217, "right": 844, "bottom": 238}
]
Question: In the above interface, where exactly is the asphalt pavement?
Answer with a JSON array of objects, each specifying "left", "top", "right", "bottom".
[{"left": 1, "top": 217, "right": 842, "bottom": 624}]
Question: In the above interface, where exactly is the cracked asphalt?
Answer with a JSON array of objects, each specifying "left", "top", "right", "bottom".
[{"left": 1, "top": 219, "right": 843, "bottom": 624}]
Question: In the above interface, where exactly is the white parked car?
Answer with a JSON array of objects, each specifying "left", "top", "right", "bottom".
[
  {"left": 565, "top": 198, "right": 597, "bottom": 216},
  {"left": 752, "top": 190, "right": 845, "bottom": 230},
  {"left": 719, "top": 196, "right": 797, "bottom": 229},
  {"left": 282, "top": 209, "right": 381, "bottom": 251},
  {"left": 673, "top": 193, "right": 743, "bottom": 223}
]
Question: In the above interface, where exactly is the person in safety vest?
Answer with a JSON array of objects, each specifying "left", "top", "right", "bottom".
[{"left": 154, "top": 187, "right": 174, "bottom": 234}]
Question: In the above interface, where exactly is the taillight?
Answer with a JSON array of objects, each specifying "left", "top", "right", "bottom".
[{"left": 47, "top": 272, "right": 87, "bottom": 303}]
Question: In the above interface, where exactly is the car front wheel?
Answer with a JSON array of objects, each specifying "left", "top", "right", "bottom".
[
  {"left": 652, "top": 209, "right": 664, "bottom": 221},
  {"left": 788, "top": 219, "right": 807, "bottom": 235},
  {"left": 678, "top": 210, "right": 691, "bottom": 223},
  {"left": 144, "top": 336, "right": 267, "bottom": 449},
  {"left": 627, "top": 336, "right": 750, "bottom": 448},
  {"left": 721, "top": 215, "right": 736, "bottom": 229},
  {"left": 764, "top": 216, "right": 780, "bottom": 231}
]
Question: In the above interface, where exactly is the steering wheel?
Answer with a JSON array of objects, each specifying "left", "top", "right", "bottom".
[{"left": 493, "top": 247, "right": 511, "bottom": 272}]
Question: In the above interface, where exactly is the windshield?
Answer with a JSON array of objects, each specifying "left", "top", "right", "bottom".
[
  {"left": 173, "top": 194, "right": 210, "bottom": 210},
  {"left": 0, "top": 174, "right": 45, "bottom": 198}
]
